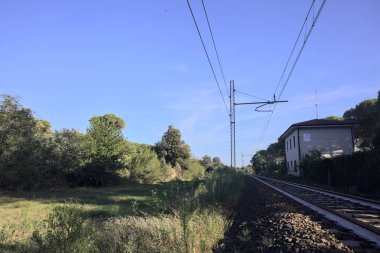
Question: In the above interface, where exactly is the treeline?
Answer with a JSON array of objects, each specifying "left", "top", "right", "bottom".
[
  {"left": 251, "top": 90, "right": 380, "bottom": 177},
  {"left": 250, "top": 140, "right": 285, "bottom": 176},
  {"left": 0, "top": 95, "right": 224, "bottom": 190}
]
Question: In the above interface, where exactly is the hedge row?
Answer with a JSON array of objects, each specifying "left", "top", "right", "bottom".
[{"left": 301, "top": 150, "right": 380, "bottom": 194}]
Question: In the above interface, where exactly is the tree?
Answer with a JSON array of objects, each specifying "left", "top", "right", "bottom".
[
  {"left": 212, "top": 157, "right": 223, "bottom": 169},
  {"left": 200, "top": 155, "right": 212, "bottom": 170},
  {"left": 200, "top": 155, "right": 223, "bottom": 172},
  {"left": 154, "top": 125, "right": 191, "bottom": 167},
  {"left": 83, "top": 114, "right": 127, "bottom": 186},
  {"left": 182, "top": 158, "right": 205, "bottom": 180},
  {"left": 343, "top": 98, "right": 378, "bottom": 149},
  {"left": 266, "top": 140, "right": 285, "bottom": 161},
  {"left": 54, "top": 129, "right": 87, "bottom": 180},
  {"left": 250, "top": 150, "right": 268, "bottom": 175},
  {"left": 0, "top": 95, "right": 58, "bottom": 189},
  {"left": 128, "top": 145, "right": 173, "bottom": 183},
  {"left": 323, "top": 116, "right": 344, "bottom": 121}
]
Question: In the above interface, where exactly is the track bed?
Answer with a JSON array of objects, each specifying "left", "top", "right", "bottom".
[{"left": 215, "top": 176, "right": 379, "bottom": 253}]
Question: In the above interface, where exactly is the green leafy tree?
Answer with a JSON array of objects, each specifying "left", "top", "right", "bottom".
[
  {"left": 343, "top": 98, "right": 378, "bottom": 149},
  {"left": 0, "top": 95, "right": 60, "bottom": 189},
  {"left": 212, "top": 157, "right": 223, "bottom": 168},
  {"left": 250, "top": 150, "right": 268, "bottom": 175},
  {"left": 83, "top": 114, "right": 127, "bottom": 186},
  {"left": 129, "top": 145, "right": 173, "bottom": 183},
  {"left": 200, "top": 155, "right": 212, "bottom": 171},
  {"left": 200, "top": 155, "right": 224, "bottom": 172},
  {"left": 0, "top": 95, "right": 37, "bottom": 189},
  {"left": 267, "top": 140, "right": 285, "bottom": 161},
  {"left": 182, "top": 158, "right": 205, "bottom": 180},
  {"left": 54, "top": 129, "right": 87, "bottom": 183},
  {"left": 323, "top": 116, "right": 344, "bottom": 121},
  {"left": 154, "top": 125, "right": 191, "bottom": 167}
]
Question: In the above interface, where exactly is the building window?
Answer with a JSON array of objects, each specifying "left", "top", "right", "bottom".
[
  {"left": 293, "top": 136, "right": 296, "bottom": 148},
  {"left": 290, "top": 138, "right": 292, "bottom": 150},
  {"left": 290, "top": 161, "right": 293, "bottom": 167},
  {"left": 294, "top": 160, "right": 297, "bottom": 172},
  {"left": 286, "top": 141, "right": 288, "bottom": 151}
]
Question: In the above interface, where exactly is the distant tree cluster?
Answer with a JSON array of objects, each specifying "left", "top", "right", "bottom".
[
  {"left": 200, "top": 155, "right": 224, "bottom": 172},
  {"left": 250, "top": 139, "right": 286, "bottom": 176},
  {"left": 341, "top": 91, "right": 380, "bottom": 150},
  {"left": 0, "top": 95, "right": 224, "bottom": 190},
  {"left": 323, "top": 91, "right": 380, "bottom": 150}
]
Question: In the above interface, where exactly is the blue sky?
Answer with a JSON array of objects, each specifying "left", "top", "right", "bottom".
[{"left": 1, "top": 0, "right": 379, "bottom": 165}]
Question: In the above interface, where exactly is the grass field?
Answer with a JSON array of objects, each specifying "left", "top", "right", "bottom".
[
  {"left": 0, "top": 182, "right": 190, "bottom": 248},
  {"left": 0, "top": 170, "right": 243, "bottom": 253}
]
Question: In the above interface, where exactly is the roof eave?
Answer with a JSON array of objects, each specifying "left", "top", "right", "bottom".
[{"left": 278, "top": 124, "right": 356, "bottom": 141}]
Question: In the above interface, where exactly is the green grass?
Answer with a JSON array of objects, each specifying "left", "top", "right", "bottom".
[
  {"left": 0, "top": 170, "right": 244, "bottom": 253},
  {"left": 0, "top": 181, "right": 194, "bottom": 248}
]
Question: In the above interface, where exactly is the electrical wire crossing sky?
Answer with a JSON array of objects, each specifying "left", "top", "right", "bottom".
[{"left": 0, "top": 0, "right": 379, "bottom": 165}]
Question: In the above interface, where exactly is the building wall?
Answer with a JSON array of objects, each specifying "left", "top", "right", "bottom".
[
  {"left": 285, "top": 130, "right": 300, "bottom": 176},
  {"left": 284, "top": 126, "right": 353, "bottom": 177},
  {"left": 298, "top": 127, "right": 353, "bottom": 159}
]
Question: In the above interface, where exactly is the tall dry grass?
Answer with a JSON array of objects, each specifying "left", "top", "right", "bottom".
[
  {"left": 4, "top": 169, "right": 244, "bottom": 253},
  {"left": 95, "top": 210, "right": 229, "bottom": 253}
]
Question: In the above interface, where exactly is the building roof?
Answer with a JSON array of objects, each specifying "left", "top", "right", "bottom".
[{"left": 278, "top": 119, "right": 356, "bottom": 140}]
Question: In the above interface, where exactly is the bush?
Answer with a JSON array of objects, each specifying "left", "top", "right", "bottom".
[
  {"left": 260, "top": 163, "right": 287, "bottom": 177},
  {"left": 203, "top": 168, "right": 244, "bottom": 207},
  {"left": 27, "top": 203, "right": 97, "bottom": 253},
  {"left": 129, "top": 146, "right": 174, "bottom": 183},
  {"left": 181, "top": 159, "right": 205, "bottom": 181}
]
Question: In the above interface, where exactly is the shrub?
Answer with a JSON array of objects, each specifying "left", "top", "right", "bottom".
[
  {"left": 181, "top": 159, "right": 205, "bottom": 181},
  {"left": 129, "top": 147, "right": 174, "bottom": 183},
  {"left": 203, "top": 168, "right": 244, "bottom": 207},
  {"left": 261, "top": 163, "right": 287, "bottom": 177},
  {"left": 27, "top": 203, "right": 97, "bottom": 253}
]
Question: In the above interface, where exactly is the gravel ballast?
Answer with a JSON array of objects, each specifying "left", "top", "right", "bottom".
[{"left": 215, "top": 176, "right": 380, "bottom": 253}]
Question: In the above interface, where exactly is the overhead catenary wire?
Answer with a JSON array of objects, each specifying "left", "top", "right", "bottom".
[
  {"left": 277, "top": 0, "right": 327, "bottom": 101},
  {"left": 273, "top": 0, "right": 316, "bottom": 97},
  {"left": 259, "top": 0, "right": 327, "bottom": 143},
  {"left": 201, "top": 0, "right": 229, "bottom": 97},
  {"left": 235, "top": 90, "right": 268, "bottom": 102},
  {"left": 186, "top": 0, "right": 229, "bottom": 115}
]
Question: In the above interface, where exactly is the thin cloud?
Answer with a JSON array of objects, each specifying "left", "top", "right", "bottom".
[{"left": 173, "top": 64, "right": 190, "bottom": 74}]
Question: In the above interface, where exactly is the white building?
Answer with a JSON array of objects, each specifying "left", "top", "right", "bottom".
[{"left": 278, "top": 119, "right": 355, "bottom": 176}]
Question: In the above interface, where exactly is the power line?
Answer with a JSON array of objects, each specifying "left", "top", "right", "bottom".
[
  {"left": 259, "top": 0, "right": 327, "bottom": 143},
  {"left": 273, "top": 0, "right": 316, "bottom": 97},
  {"left": 186, "top": 0, "right": 229, "bottom": 115},
  {"left": 230, "top": 81, "right": 287, "bottom": 168},
  {"left": 201, "top": 0, "right": 229, "bottom": 97},
  {"left": 277, "top": 0, "right": 327, "bottom": 100},
  {"left": 235, "top": 90, "right": 268, "bottom": 101}
]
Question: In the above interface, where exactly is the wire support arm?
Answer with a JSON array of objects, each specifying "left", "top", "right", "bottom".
[{"left": 234, "top": 100, "right": 288, "bottom": 106}]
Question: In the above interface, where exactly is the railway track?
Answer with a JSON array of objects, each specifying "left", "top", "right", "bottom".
[{"left": 251, "top": 175, "right": 380, "bottom": 249}]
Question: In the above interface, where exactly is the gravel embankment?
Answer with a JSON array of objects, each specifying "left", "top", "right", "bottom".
[{"left": 215, "top": 176, "right": 379, "bottom": 253}]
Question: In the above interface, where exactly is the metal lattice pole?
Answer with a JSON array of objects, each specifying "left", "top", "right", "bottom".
[{"left": 230, "top": 80, "right": 236, "bottom": 168}]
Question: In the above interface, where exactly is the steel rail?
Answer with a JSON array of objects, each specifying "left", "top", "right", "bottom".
[
  {"left": 257, "top": 176, "right": 380, "bottom": 209},
  {"left": 249, "top": 175, "right": 380, "bottom": 247},
  {"left": 256, "top": 176, "right": 380, "bottom": 234}
]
